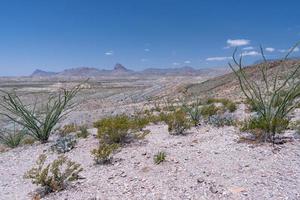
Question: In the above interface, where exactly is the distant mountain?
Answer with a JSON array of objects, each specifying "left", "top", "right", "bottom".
[
  {"left": 30, "top": 63, "right": 229, "bottom": 77},
  {"left": 31, "top": 69, "right": 57, "bottom": 77}
]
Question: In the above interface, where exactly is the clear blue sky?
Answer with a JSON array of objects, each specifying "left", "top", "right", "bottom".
[{"left": 0, "top": 0, "right": 300, "bottom": 76}]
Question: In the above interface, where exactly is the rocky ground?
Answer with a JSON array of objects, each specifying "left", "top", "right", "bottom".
[{"left": 1, "top": 122, "right": 300, "bottom": 200}]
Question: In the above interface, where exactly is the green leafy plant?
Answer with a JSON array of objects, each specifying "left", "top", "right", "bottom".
[
  {"left": 230, "top": 43, "right": 300, "bottom": 142},
  {"left": 165, "top": 109, "right": 191, "bottom": 135},
  {"left": 154, "top": 151, "right": 166, "bottom": 164},
  {"left": 0, "top": 126, "right": 25, "bottom": 148},
  {"left": 182, "top": 99, "right": 202, "bottom": 126},
  {"left": 91, "top": 142, "right": 119, "bottom": 164},
  {"left": 24, "top": 154, "right": 82, "bottom": 194},
  {"left": 0, "top": 84, "right": 82, "bottom": 143}
]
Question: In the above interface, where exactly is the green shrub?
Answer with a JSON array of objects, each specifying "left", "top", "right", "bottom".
[
  {"left": 165, "top": 110, "right": 191, "bottom": 135},
  {"left": 201, "top": 104, "right": 219, "bottom": 118},
  {"left": 154, "top": 151, "right": 166, "bottom": 164},
  {"left": 240, "top": 116, "right": 289, "bottom": 141},
  {"left": 208, "top": 114, "right": 235, "bottom": 127},
  {"left": 0, "top": 84, "right": 82, "bottom": 143},
  {"left": 0, "top": 127, "right": 25, "bottom": 148},
  {"left": 24, "top": 154, "right": 82, "bottom": 194},
  {"left": 91, "top": 142, "right": 119, "bottom": 164},
  {"left": 77, "top": 125, "right": 89, "bottom": 138},
  {"left": 230, "top": 43, "right": 300, "bottom": 142},
  {"left": 94, "top": 115, "right": 132, "bottom": 144}
]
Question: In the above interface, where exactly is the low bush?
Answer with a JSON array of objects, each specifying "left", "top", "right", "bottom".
[
  {"left": 91, "top": 142, "right": 119, "bottom": 164},
  {"left": 51, "top": 135, "right": 77, "bottom": 153},
  {"left": 94, "top": 114, "right": 150, "bottom": 144},
  {"left": 22, "top": 136, "right": 36, "bottom": 145},
  {"left": 0, "top": 127, "right": 25, "bottom": 148},
  {"left": 164, "top": 110, "right": 191, "bottom": 135},
  {"left": 24, "top": 154, "right": 82, "bottom": 194},
  {"left": 206, "top": 98, "right": 237, "bottom": 112},
  {"left": 154, "top": 151, "right": 166, "bottom": 164},
  {"left": 208, "top": 114, "right": 235, "bottom": 127},
  {"left": 240, "top": 116, "right": 289, "bottom": 141},
  {"left": 201, "top": 104, "right": 219, "bottom": 118},
  {"left": 77, "top": 125, "right": 89, "bottom": 138},
  {"left": 60, "top": 123, "right": 78, "bottom": 136}
]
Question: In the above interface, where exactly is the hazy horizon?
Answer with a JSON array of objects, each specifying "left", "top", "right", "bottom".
[{"left": 0, "top": 0, "right": 300, "bottom": 76}]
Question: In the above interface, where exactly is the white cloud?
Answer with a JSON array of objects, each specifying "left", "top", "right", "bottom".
[
  {"left": 226, "top": 39, "right": 250, "bottom": 47},
  {"left": 144, "top": 48, "right": 150, "bottom": 52},
  {"left": 241, "top": 51, "right": 260, "bottom": 56},
  {"left": 278, "top": 47, "right": 299, "bottom": 53},
  {"left": 265, "top": 47, "right": 275, "bottom": 52},
  {"left": 184, "top": 60, "right": 191, "bottom": 64},
  {"left": 173, "top": 62, "right": 180, "bottom": 66},
  {"left": 243, "top": 46, "right": 254, "bottom": 50},
  {"left": 206, "top": 56, "right": 231, "bottom": 61},
  {"left": 105, "top": 50, "right": 114, "bottom": 56}
]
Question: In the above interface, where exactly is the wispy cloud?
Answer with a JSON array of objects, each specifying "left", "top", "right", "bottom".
[
  {"left": 243, "top": 46, "right": 254, "bottom": 50},
  {"left": 206, "top": 56, "right": 231, "bottom": 61},
  {"left": 265, "top": 47, "right": 275, "bottom": 52},
  {"left": 278, "top": 47, "right": 299, "bottom": 53},
  {"left": 226, "top": 39, "right": 250, "bottom": 48},
  {"left": 141, "top": 58, "right": 148, "bottom": 62},
  {"left": 173, "top": 62, "right": 180, "bottom": 66},
  {"left": 105, "top": 50, "right": 114, "bottom": 56},
  {"left": 144, "top": 48, "right": 150, "bottom": 52},
  {"left": 184, "top": 60, "right": 191, "bottom": 64},
  {"left": 241, "top": 51, "right": 260, "bottom": 56}
]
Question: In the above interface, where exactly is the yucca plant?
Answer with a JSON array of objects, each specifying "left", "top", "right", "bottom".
[
  {"left": 0, "top": 84, "right": 82, "bottom": 143},
  {"left": 229, "top": 42, "right": 300, "bottom": 142},
  {"left": 182, "top": 98, "right": 202, "bottom": 126}
]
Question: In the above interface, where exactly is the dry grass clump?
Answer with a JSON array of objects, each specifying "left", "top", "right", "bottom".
[{"left": 0, "top": 128, "right": 25, "bottom": 148}]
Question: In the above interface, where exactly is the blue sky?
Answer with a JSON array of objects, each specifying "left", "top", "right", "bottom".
[{"left": 0, "top": 0, "right": 300, "bottom": 76}]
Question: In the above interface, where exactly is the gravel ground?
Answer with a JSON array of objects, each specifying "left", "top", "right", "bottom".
[{"left": 1, "top": 124, "right": 300, "bottom": 200}]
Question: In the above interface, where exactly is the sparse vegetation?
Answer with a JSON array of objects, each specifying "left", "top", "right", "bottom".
[
  {"left": 60, "top": 123, "right": 78, "bottom": 136},
  {"left": 77, "top": 125, "right": 89, "bottom": 138},
  {"left": 24, "top": 154, "right": 82, "bottom": 194},
  {"left": 208, "top": 114, "right": 235, "bottom": 127},
  {"left": 201, "top": 104, "right": 219, "bottom": 118},
  {"left": 0, "top": 84, "right": 82, "bottom": 143},
  {"left": 206, "top": 98, "right": 237, "bottom": 112},
  {"left": 230, "top": 43, "right": 300, "bottom": 142},
  {"left": 154, "top": 151, "right": 166, "bottom": 164},
  {"left": 164, "top": 109, "right": 191, "bottom": 135},
  {"left": 0, "top": 127, "right": 25, "bottom": 148},
  {"left": 182, "top": 99, "right": 202, "bottom": 126},
  {"left": 51, "top": 135, "right": 77, "bottom": 153},
  {"left": 91, "top": 142, "right": 119, "bottom": 164}
]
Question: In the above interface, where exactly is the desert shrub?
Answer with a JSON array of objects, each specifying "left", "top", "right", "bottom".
[
  {"left": 182, "top": 99, "right": 202, "bottom": 126},
  {"left": 201, "top": 104, "right": 219, "bottom": 118},
  {"left": 154, "top": 151, "right": 166, "bottom": 164},
  {"left": 132, "top": 115, "right": 150, "bottom": 131},
  {"left": 94, "top": 115, "right": 132, "bottom": 144},
  {"left": 22, "top": 136, "right": 36, "bottom": 145},
  {"left": 91, "top": 142, "right": 119, "bottom": 164},
  {"left": 208, "top": 114, "right": 235, "bottom": 127},
  {"left": 230, "top": 43, "right": 300, "bottom": 142},
  {"left": 0, "top": 128, "right": 25, "bottom": 148},
  {"left": 24, "top": 154, "right": 82, "bottom": 194},
  {"left": 51, "top": 135, "right": 77, "bottom": 153},
  {"left": 0, "top": 84, "right": 82, "bottom": 143},
  {"left": 60, "top": 123, "right": 78, "bottom": 136},
  {"left": 206, "top": 98, "right": 237, "bottom": 112},
  {"left": 77, "top": 125, "right": 89, "bottom": 138},
  {"left": 240, "top": 116, "right": 289, "bottom": 141},
  {"left": 164, "top": 110, "right": 191, "bottom": 135}
]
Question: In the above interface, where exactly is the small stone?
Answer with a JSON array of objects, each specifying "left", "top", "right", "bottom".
[
  {"left": 209, "top": 186, "right": 218, "bottom": 194},
  {"left": 197, "top": 178, "right": 205, "bottom": 183}
]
